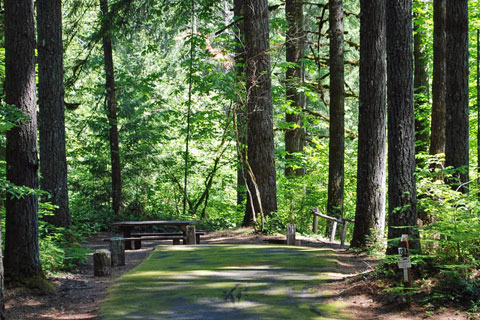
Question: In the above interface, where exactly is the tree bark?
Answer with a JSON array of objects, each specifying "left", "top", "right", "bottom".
[
  {"left": 351, "top": 0, "right": 386, "bottom": 249},
  {"left": 243, "top": 0, "right": 277, "bottom": 226},
  {"left": 285, "top": 0, "right": 305, "bottom": 177},
  {"left": 4, "top": 0, "right": 43, "bottom": 283},
  {"left": 37, "top": 0, "right": 71, "bottom": 228},
  {"left": 413, "top": 10, "right": 430, "bottom": 155},
  {"left": 234, "top": 0, "right": 247, "bottom": 212},
  {"left": 386, "top": 0, "right": 420, "bottom": 254},
  {"left": 445, "top": 0, "right": 469, "bottom": 193},
  {"left": 326, "top": 0, "right": 345, "bottom": 235},
  {"left": 430, "top": 0, "right": 446, "bottom": 156},
  {"left": 100, "top": 0, "right": 123, "bottom": 214}
]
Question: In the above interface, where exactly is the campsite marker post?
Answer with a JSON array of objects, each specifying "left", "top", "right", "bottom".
[{"left": 397, "top": 234, "right": 412, "bottom": 287}]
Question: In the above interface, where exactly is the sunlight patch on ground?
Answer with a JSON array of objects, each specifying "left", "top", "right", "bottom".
[{"left": 102, "top": 244, "right": 349, "bottom": 320}]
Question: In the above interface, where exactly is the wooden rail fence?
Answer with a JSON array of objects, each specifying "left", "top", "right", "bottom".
[{"left": 312, "top": 207, "right": 354, "bottom": 249}]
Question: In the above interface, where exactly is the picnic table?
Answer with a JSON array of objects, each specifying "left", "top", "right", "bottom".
[{"left": 111, "top": 220, "right": 200, "bottom": 249}]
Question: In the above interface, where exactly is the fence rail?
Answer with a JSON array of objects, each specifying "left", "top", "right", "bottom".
[{"left": 312, "top": 207, "right": 354, "bottom": 249}]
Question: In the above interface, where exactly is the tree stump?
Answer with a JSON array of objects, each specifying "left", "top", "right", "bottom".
[
  {"left": 185, "top": 225, "right": 196, "bottom": 245},
  {"left": 109, "top": 237, "right": 125, "bottom": 266},
  {"left": 287, "top": 224, "right": 296, "bottom": 246},
  {"left": 94, "top": 249, "right": 111, "bottom": 276}
]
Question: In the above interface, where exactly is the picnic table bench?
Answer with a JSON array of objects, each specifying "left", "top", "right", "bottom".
[{"left": 110, "top": 220, "right": 202, "bottom": 249}]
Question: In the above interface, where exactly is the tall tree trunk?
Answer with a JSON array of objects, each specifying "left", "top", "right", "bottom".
[
  {"left": 243, "top": 0, "right": 277, "bottom": 227},
  {"left": 4, "top": 0, "right": 43, "bottom": 282},
  {"left": 445, "top": 0, "right": 469, "bottom": 193},
  {"left": 386, "top": 0, "right": 420, "bottom": 254},
  {"left": 37, "top": 0, "right": 71, "bottom": 228},
  {"left": 326, "top": 0, "right": 344, "bottom": 235},
  {"left": 413, "top": 10, "right": 430, "bottom": 155},
  {"left": 351, "top": 0, "right": 387, "bottom": 248},
  {"left": 284, "top": 0, "right": 305, "bottom": 177},
  {"left": 100, "top": 0, "right": 123, "bottom": 214},
  {"left": 234, "top": 0, "right": 247, "bottom": 212},
  {"left": 430, "top": 0, "right": 446, "bottom": 156}
]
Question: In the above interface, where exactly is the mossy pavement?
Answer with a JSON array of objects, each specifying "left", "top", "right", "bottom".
[{"left": 102, "top": 244, "right": 350, "bottom": 320}]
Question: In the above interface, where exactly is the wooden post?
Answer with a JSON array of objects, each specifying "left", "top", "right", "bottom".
[
  {"left": 398, "top": 234, "right": 413, "bottom": 287},
  {"left": 196, "top": 233, "right": 201, "bottom": 244},
  {"left": 185, "top": 225, "right": 196, "bottom": 245},
  {"left": 109, "top": 237, "right": 125, "bottom": 266},
  {"left": 313, "top": 214, "right": 319, "bottom": 234},
  {"left": 121, "top": 226, "right": 133, "bottom": 250},
  {"left": 173, "top": 238, "right": 181, "bottom": 245},
  {"left": 94, "top": 249, "right": 111, "bottom": 276},
  {"left": 287, "top": 224, "right": 296, "bottom": 245},
  {"left": 134, "top": 238, "right": 141, "bottom": 250},
  {"left": 340, "top": 220, "right": 347, "bottom": 249},
  {"left": 330, "top": 221, "right": 337, "bottom": 242}
]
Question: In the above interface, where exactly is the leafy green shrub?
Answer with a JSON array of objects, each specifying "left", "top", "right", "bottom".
[
  {"left": 39, "top": 202, "right": 90, "bottom": 273},
  {"left": 432, "top": 270, "right": 480, "bottom": 308},
  {"left": 416, "top": 154, "right": 480, "bottom": 267}
]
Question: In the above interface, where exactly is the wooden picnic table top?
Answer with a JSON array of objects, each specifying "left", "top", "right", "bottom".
[{"left": 111, "top": 220, "right": 199, "bottom": 228}]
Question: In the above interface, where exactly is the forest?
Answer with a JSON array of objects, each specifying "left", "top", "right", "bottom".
[{"left": 2, "top": 0, "right": 480, "bottom": 318}]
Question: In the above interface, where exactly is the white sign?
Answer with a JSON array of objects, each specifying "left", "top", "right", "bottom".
[
  {"left": 401, "top": 234, "right": 409, "bottom": 242},
  {"left": 397, "top": 257, "right": 412, "bottom": 269}
]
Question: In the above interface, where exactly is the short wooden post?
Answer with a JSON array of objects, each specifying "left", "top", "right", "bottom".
[
  {"left": 94, "top": 249, "right": 111, "bottom": 277},
  {"left": 330, "top": 221, "right": 338, "bottom": 242},
  {"left": 196, "top": 233, "right": 201, "bottom": 244},
  {"left": 287, "top": 224, "right": 296, "bottom": 245},
  {"left": 398, "top": 234, "right": 413, "bottom": 287},
  {"left": 340, "top": 220, "right": 348, "bottom": 249},
  {"left": 134, "top": 238, "right": 141, "bottom": 250},
  {"left": 121, "top": 227, "right": 132, "bottom": 250},
  {"left": 109, "top": 237, "right": 125, "bottom": 266},
  {"left": 173, "top": 238, "right": 181, "bottom": 245},
  {"left": 185, "top": 225, "right": 196, "bottom": 245},
  {"left": 313, "top": 214, "right": 319, "bottom": 234}
]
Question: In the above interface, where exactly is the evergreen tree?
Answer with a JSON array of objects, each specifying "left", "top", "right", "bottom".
[
  {"left": 413, "top": 6, "right": 430, "bottom": 154},
  {"left": 4, "top": 0, "right": 43, "bottom": 281},
  {"left": 386, "top": 0, "right": 420, "bottom": 254},
  {"left": 326, "top": 0, "right": 345, "bottom": 233},
  {"left": 100, "top": 0, "right": 123, "bottom": 214},
  {"left": 285, "top": 0, "right": 305, "bottom": 177},
  {"left": 243, "top": 0, "right": 277, "bottom": 226},
  {"left": 234, "top": 0, "right": 247, "bottom": 213},
  {"left": 37, "top": 0, "right": 71, "bottom": 228},
  {"left": 430, "top": 0, "right": 446, "bottom": 157},
  {"left": 445, "top": 0, "right": 469, "bottom": 193},
  {"left": 351, "top": 0, "right": 387, "bottom": 248}
]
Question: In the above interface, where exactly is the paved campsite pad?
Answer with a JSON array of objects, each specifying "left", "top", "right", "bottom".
[{"left": 102, "top": 244, "right": 349, "bottom": 320}]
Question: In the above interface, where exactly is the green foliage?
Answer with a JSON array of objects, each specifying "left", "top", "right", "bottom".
[
  {"left": 39, "top": 202, "right": 90, "bottom": 273},
  {"left": 59, "top": 0, "right": 363, "bottom": 238},
  {"left": 370, "top": 154, "right": 480, "bottom": 308},
  {"left": 432, "top": 270, "right": 480, "bottom": 306},
  {"left": 416, "top": 154, "right": 480, "bottom": 267},
  {"left": 0, "top": 102, "right": 89, "bottom": 274}
]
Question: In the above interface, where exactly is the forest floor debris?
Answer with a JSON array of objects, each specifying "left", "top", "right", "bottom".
[{"left": 5, "top": 228, "right": 474, "bottom": 319}]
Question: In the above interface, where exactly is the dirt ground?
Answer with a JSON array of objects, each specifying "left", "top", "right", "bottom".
[{"left": 5, "top": 228, "right": 476, "bottom": 320}]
